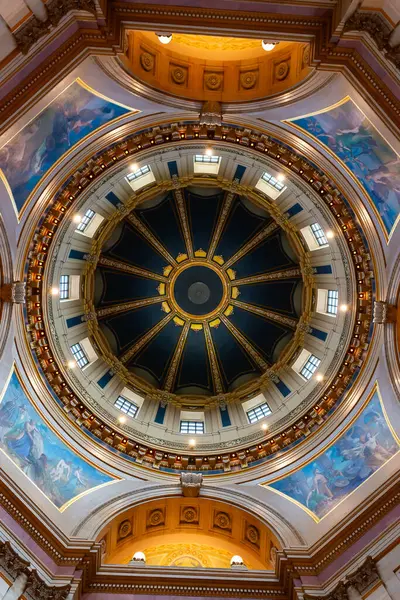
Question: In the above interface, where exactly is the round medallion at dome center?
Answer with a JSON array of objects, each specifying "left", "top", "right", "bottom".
[
  {"left": 188, "top": 281, "right": 211, "bottom": 305},
  {"left": 173, "top": 265, "right": 224, "bottom": 316}
]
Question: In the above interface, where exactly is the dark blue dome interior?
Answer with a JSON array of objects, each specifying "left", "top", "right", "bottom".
[{"left": 95, "top": 187, "right": 302, "bottom": 396}]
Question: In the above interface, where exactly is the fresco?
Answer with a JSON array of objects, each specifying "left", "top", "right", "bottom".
[
  {"left": 290, "top": 98, "right": 400, "bottom": 238},
  {"left": 0, "top": 370, "right": 114, "bottom": 508},
  {"left": 268, "top": 389, "right": 398, "bottom": 519},
  {"left": 0, "top": 79, "right": 130, "bottom": 214}
]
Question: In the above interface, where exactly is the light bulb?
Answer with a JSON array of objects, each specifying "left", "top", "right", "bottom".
[
  {"left": 132, "top": 551, "right": 146, "bottom": 562},
  {"left": 340, "top": 304, "right": 348, "bottom": 312},
  {"left": 231, "top": 555, "right": 244, "bottom": 566},
  {"left": 189, "top": 438, "right": 196, "bottom": 446},
  {"left": 262, "top": 41, "right": 278, "bottom": 52},
  {"left": 130, "top": 163, "right": 139, "bottom": 172},
  {"left": 277, "top": 173, "right": 285, "bottom": 182},
  {"left": 315, "top": 374, "right": 324, "bottom": 382},
  {"left": 262, "top": 423, "right": 268, "bottom": 430},
  {"left": 51, "top": 287, "right": 59, "bottom": 296},
  {"left": 72, "top": 214, "right": 82, "bottom": 224},
  {"left": 118, "top": 415, "right": 126, "bottom": 424},
  {"left": 67, "top": 360, "right": 76, "bottom": 369},
  {"left": 205, "top": 148, "right": 213, "bottom": 157},
  {"left": 157, "top": 33, "right": 172, "bottom": 45},
  {"left": 326, "top": 230, "right": 334, "bottom": 239}
]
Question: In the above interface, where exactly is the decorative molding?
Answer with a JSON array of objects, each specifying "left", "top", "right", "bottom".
[
  {"left": 0, "top": 282, "right": 26, "bottom": 304},
  {"left": 304, "top": 556, "right": 381, "bottom": 599},
  {"left": 0, "top": 480, "right": 399, "bottom": 598},
  {"left": 23, "top": 122, "right": 373, "bottom": 472},
  {"left": 344, "top": 10, "right": 400, "bottom": 70},
  {"left": 373, "top": 301, "right": 396, "bottom": 324},
  {"left": 200, "top": 101, "right": 222, "bottom": 126},
  {"left": 0, "top": 541, "right": 71, "bottom": 600},
  {"left": 180, "top": 472, "right": 203, "bottom": 497},
  {"left": 14, "top": 0, "right": 97, "bottom": 55}
]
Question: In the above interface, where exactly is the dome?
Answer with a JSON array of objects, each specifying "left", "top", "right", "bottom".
[
  {"left": 24, "top": 134, "right": 372, "bottom": 469},
  {"left": 92, "top": 184, "right": 303, "bottom": 399}
]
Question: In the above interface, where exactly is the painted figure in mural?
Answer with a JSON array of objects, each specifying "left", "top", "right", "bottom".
[
  {"left": 293, "top": 99, "right": 400, "bottom": 236},
  {"left": 270, "top": 391, "right": 398, "bottom": 518},
  {"left": 0, "top": 81, "right": 129, "bottom": 213},
  {"left": 0, "top": 372, "right": 113, "bottom": 508}
]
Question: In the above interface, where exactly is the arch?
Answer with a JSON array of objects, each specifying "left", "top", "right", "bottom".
[{"left": 71, "top": 482, "right": 305, "bottom": 548}]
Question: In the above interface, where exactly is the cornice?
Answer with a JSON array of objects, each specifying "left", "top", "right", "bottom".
[
  {"left": 22, "top": 121, "right": 374, "bottom": 474},
  {"left": 0, "top": 541, "right": 71, "bottom": 600},
  {"left": 0, "top": 5, "right": 399, "bottom": 135},
  {"left": 0, "top": 476, "right": 399, "bottom": 597},
  {"left": 343, "top": 9, "right": 400, "bottom": 71}
]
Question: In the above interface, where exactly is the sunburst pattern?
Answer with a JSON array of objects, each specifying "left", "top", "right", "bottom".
[{"left": 94, "top": 187, "right": 303, "bottom": 396}]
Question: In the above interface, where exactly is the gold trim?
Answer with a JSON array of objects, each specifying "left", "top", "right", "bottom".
[
  {"left": 96, "top": 296, "right": 164, "bottom": 318},
  {"left": 164, "top": 321, "right": 191, "bottom": 392},
  {"left": 207, "top": 190, "right": 236, "bottom": 259},
  {"left": 231, "top": 299, "right": 298, "bottom": 329},
  {"left": 120, "top": 311, "right": 175, "bottom": 363},
  {"left": 203, "top": 321, "right": 224, "bottom": 394},
  {"left": 223, "top": 222, "right": 279, "bottom": 269},
  {"left": 173, "top": 188, "right": 194, "bottom": 258},
  {"left": 98, "top": 255, "right": 168, "bottom": 282},
  {"left": 220, "top": 313, "right": 268, "bottom": 370},
  {"left": 169, "top": 259, "right": 229, "bottom": 321},
  {"left": 128, "top": 213, "right": 178, "bottom": 265}
]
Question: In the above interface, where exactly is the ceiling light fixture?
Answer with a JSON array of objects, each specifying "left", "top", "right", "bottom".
[
  {"left": 277, "top": 173, "right": 285, "bottom": 182},
  {"left": 205, "top": 148, "right": 213, "bottom": 157},
  {"left": 326, "top": 230, "right": 335, "bottom": 239},
  {"left": 118, "top": 415, "right": 126, "bottom": 424},
  {"left": 315, "top": 374, "right": 324, "bottom": 382},
  {"left": 262, "top": 423, "right": 268, "bottom": 430},
  {"left": 130, "top": 163, "right": 139, "bottom": 172},
  {"left": 67, "top": 360, "right": 76, "bottom": 369},
  {"left": 72, "top": 214, "right": 82, "bottom": 224},
  {"left": 156, "top": 33, "right": 172, "bottom": 45},
  {"left": 262, "top": 41, "right": 279, "bottom": 52},
  {"left": 51, "top": 287, "right": 59, "bottom": 296},
  {"left": 340, "top": 304, "right": 348, "bottom": 312},
  {"left": 189, "top": 438, "right": 196, "bottom": 446}
]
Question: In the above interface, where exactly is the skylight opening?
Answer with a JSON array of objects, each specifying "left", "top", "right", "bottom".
[
  {"left": 59, "top": 275, "right": 69, "bottom": 300},
  {"left": 180, "top": 420, "right": 205, "bottom": 434},
  {"left": 115, "top": 396, "right": 139, "bottom": 418},
  {"left": 70, "top": 343, "right": 89, "bottom": 369},
  {"left": 126, "top": 164, "right": 151, "bottom": 181},
  {"left": 261, "top": 171, "right": 285, "bottom": 191},
  {"left": 327, "top": 289, "right": 339, "bottom": 315},
  {"left": 247, "top": 402, "right": 271, "bottom": 424},
  {"left": 76, "top": 208, "right": 95, "bottom": 233},
  {"left": 300, "top": 354, "right": 321, "bottom": 380},
  {"left": 310, "top": 222, "right": 328, "bottom": 247},
  {"left": 194, "top": 154, "right": 220, "bottom": 164}
]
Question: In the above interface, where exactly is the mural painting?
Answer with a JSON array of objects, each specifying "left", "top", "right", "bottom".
[
  {"left": 289, "top": 98, "right": 400, "bottom": 238},
  {"left": 0, "top": 80, "right": 130, "bottom": 214},
  {"left": 0, "top": 370, "right": 114, "bottom": 508},
  {"left": 268, "top": 389, "right": 398, "bottom": 519}
]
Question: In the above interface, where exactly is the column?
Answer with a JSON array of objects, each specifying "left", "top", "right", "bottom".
[
  {"left": 2, "top": 572, "right": 28, "bottom": 600},
  {"left": 346, "top": 585, "right": 362, "bottom": 600}
]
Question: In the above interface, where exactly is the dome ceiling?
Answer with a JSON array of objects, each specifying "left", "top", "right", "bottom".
[
  {"left": 23, "top": 124, "right": 374, "bottom": 472},
  {"left": 94, "top": 187, "right": 302, "bottom": 397}
]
